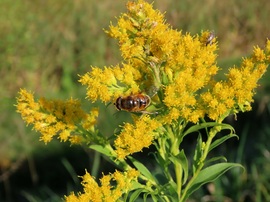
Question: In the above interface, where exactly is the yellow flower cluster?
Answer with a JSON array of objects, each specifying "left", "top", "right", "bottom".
[
  {"left": 81, "top": 0, "right": 218, "bottom": 125},
  {"left": 79, "top": 64, "right": 142, "bottom": 103},
  {"left": 109, "top": 0, "right": 172, "bottom": 61},
  {"left": 106, "top": 0, "right": 219, "bottom": 124},
  {"left": 15, "top": 0, "right": 270, "bottom": 200},
  {"left": 65, "top": 169, "right": 139, "bottom": 202},
  {"left": 16, "top": 0, "right": 270, "bottom": 157},
  {"left": 77, "top": 0, "right": 270, "bottom": 157},
  {"left": 16, "top": 89, "right": 98, "bottom": 144},
  {"left": 200, "top": 46, "right": 269, "bottom": 121},
  {"left": 161, "top": 30, "right": 220, "bottom": 123},
  {"left": 114, "top": 115, "right": 162, "bottom": 159}
]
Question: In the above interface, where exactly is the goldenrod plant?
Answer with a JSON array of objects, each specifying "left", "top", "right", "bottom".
[{"left": 16, "top": 0, "right": 270, "bottom": 201}]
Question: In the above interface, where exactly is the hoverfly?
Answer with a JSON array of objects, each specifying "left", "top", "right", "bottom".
[{"left": 114, "top": 93, "right": 151, "bottom": 113}]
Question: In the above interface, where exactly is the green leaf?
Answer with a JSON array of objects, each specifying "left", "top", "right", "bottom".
[
  {"left": 183, "top": 122, "right": 234, "bottom": 138},
  {"left": 151, "top": 195, "right": 159, "bottom": 202},
  {"left": 89, "top": 144, "right": 112, "bottom": 157},
  {"left": 205, "top": 156, "right": 227, "bottom": 165},
  {"left": 128, "top": 157, "right": 157, "bottom": 183},
  {"left": 182, "top": 162, "right": 244, "bottom": 201},
  {"left": 143, "top": 193, "right": 159, "bottom": 202},
  {"left": 165, "top": 181, "right": 178, "bottom": 197},
  {"left": 209, "top": 133, "right": 238, "bottom": 152},
  {"left": 129, "top": 189, "right": 146, "bottom": 202}
]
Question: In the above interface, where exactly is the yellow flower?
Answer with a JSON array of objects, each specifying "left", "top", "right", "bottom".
[
  {"left": 65, "top": 169, "right": 139, "bottom": 202},
  {"left": 69, "top": 135, "right": 84, "bottom": 145},
  {"left": 79, "top": 64, "right": 142, "bottom": 104},
  {"left": 16, "top": 89, "right": 91, "bottom": 144},
  {"left": 253, "top": 46, "right": 266, "bottom": 62},
  {"left": 108, "top": 0, "right": 168, "bottom": 60},
  {"left": 114, "top": 115, "right": 162, "bottom": 159},
  {"left": 82, "top": 108, "right": 99, "bottom": 132},
  {"left": 65, "top": 172, "right": 102, "bottom": 202},
  {"left": 200, "top": 45, "right": 269, "bottom": 121},
  {"left": 105, "top": 1, "right": 220, "bottom": 125}
]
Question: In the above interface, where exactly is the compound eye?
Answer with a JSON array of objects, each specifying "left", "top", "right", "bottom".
[
  {"left": 115, "top": 97, "right": 123, "bottom": 110},
  {"left": 139, "top": 97, "right": 147, "bottom": 105}
]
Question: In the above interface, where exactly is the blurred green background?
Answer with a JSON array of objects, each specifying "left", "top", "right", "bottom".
[{"left": 0, "top": 0, "right": 269, "bottom": 201}]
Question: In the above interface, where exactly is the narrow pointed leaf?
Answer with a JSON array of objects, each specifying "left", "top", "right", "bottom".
[
  {"left": 182, "top": 162, "right": 243, "bottom": 201},
  {"left": 209, "top": 133, "right": 238, "bottom": 152},
  {"left": 205, "top": 156, "right": 227, "bottom": 165},
  {"left": 129, "top": 157, "right": 157, "bottom": 183},
  {"left": 89, "top": 144, "right": 112, "bottom": 157},
  {"left": 183, "top": 122, "right": 234, "bottom": 138},
  {"left": 129, "top": 189, "right": 146, "bottom": 202}
]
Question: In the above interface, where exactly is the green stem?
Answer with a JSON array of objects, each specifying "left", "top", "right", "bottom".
[
  {"left": 168, "top": 124, "right": 183, "bottom": 199},
  {"left": 179, "top": 126, "right": 219, "bottom": 202},
  {"left": 91, "top": 151, "right": 100, "bottom": 177},
  {"left": 179, "top": 163, "right": 204, "bottom": 202},
  {"left": 175, "top": 161, "right": 182, "bottom": 199}
]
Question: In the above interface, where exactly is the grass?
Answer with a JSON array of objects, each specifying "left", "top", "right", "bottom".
[{"left": 0, "top": 0, "right": 269, "bottom": 201}]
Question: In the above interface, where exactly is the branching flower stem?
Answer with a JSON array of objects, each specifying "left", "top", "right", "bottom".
[{"left": 179, "top": 125, "right": 222, "bottom": 201}]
